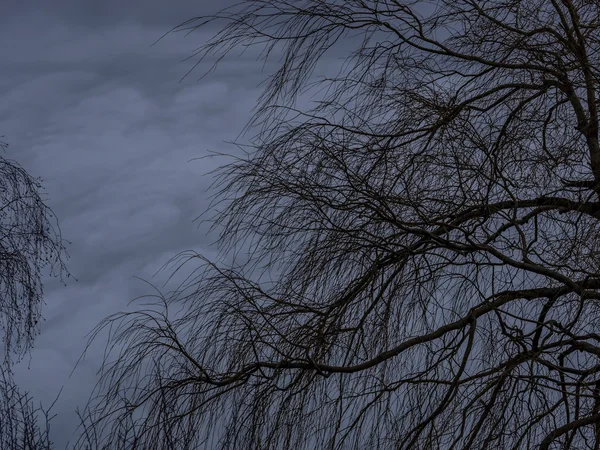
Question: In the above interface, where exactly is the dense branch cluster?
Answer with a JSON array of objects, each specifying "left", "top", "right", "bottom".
[
  {"left": 79, "top": 1, "right": 600, "bottom": 449},
  {"left": 0, "top": 148, "right": 67, "bottom": 363},
  {"left": 0, "top": 141, "right": 68, "bottom": 449}
]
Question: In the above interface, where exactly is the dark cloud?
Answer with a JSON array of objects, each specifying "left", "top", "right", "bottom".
[
  {"left": 1, "top": 2, "right": 265, "bottom": 448},
  {"left": 2, "top": 0, "right": 347, "bottom": 445},
  {"left": 2, "top": 0, "right": 232, "bottom": 28}
]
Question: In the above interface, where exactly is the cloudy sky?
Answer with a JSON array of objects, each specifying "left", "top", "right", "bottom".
[{"left": 1, "top": 1, "right": 277, "bottom": 447}]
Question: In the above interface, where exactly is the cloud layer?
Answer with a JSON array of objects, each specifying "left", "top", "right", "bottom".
[{"left": 1, "top": 5, "right": 265, "bottom": 447}]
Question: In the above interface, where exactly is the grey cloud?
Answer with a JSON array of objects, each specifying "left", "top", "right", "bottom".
[
  {"left": 3, "top": 0, "right": 233, "bottom": 28},
  {"left": 2, "top": 5, "right": 266, "bottom": 448}
]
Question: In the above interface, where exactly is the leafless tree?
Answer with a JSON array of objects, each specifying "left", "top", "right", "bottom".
[
  {"left": 0, "top": 139, "right": 69, "bottom": 449},
  {"left": 0, "top": 370, "right": 58, "bottom": 450},
  {"left": 78, "top": 1, "right": 600, "bottom": 448}
]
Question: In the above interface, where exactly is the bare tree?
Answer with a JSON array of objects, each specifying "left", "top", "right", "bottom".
[
  {"left": 78, "top": 1, "right": 600, "bottom": 448},
  {"left": 0, "top": 370, "right": 58, "bottom": 450},
  {"left": 0, "top": 139, "right": 69, "bottom": 449}
]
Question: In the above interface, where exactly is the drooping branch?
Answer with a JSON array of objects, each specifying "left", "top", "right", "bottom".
[{"left": 77, "top": 1, "right": 600, "bottom": 449}]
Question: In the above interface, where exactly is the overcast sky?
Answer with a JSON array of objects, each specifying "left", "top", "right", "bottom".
[{"left": 1, "top": 1, "right": 276, "bottom": 447}]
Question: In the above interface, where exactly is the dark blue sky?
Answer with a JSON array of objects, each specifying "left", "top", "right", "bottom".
[{"left": 2, "top": 1, "right": 267, "bottom": 447}]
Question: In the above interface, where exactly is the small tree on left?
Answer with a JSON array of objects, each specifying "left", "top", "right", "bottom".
[{"left": 0, "top": 138, "right": 69, "bottom": 449}]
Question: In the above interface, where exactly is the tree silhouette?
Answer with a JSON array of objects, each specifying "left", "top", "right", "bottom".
[
  {"left": 79, "top": 1, "right": 600, "bottom": 448},
  {"left": 0, "top": 139, "right": 68, "bottom": 450}
]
